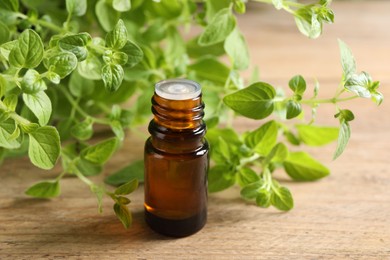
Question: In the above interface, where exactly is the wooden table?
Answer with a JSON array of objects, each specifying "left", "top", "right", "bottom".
[{"left": 1, "top": 1, "right": 390, "bottom": 259}]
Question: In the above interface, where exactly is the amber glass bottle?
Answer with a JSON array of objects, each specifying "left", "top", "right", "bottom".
[{"left": 144, "top": 79, "right": 209, "bottom": 237}]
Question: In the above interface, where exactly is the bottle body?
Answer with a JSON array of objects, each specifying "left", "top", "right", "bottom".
[{"left": 144, "top": 79, "right": 209, "bottom": 237}]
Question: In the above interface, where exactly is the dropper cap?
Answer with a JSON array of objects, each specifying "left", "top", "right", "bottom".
[{"left": 155, "top": 79, "right": 201, "bottom": 100}]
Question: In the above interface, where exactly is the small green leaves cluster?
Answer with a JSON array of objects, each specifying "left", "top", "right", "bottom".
[
  {"left": 254, "top": 0, "right": 334, "bottom": 39},
  {"left": 0, "top": 0, "right": 383, "bottom": 226},
  {"left": 206, "top": 37, "right": 381, "bottom": 210}
]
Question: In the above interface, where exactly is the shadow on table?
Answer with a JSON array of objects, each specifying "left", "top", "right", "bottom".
[{"left": 5, "top": 194, "right": 285, "bottom": 253}]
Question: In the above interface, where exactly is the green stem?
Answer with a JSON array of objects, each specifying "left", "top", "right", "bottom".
[
  {"left": 238, "top": 154, "right": 261, "bottom": 169},
  {"left": 300, "top": 95, "right": 359, "bottom": 105},
  {"left": 251, "top": 0, "right": 297, "bottom": 14},
  {"left": 34, "top": 18, "right": 66, "bottom": 33},
  {"left": 0, "top": 100, "right": 31, "bottom": 125},
  {"left": 55, "top": 171, "right": 67, "bottom": 182},
  {"left": 73, "top": 169, "right": 93, "bottom": 186},
  {"left": 58, "top": 86, "right": 111, "bottom": 125},
  {"left": 17, "top": 12, "right": 66, "bottom": 33},
  {"left": 64, "top": 12, "right": 73, "bottom": 31}
]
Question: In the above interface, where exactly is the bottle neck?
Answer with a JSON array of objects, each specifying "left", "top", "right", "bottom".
[
  {"left": 151, "top": 94, "right": 204, "bottom": 130},
  {"left": 149, "top": 93, "right": 206, "bottom": 153}
]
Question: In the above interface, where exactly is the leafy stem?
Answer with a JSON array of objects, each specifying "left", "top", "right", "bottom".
[
  {"left": 58, "top": 86, "right": 111, "bottom": 125},
  {"left": 301, "top": 95, "right": 359, "bottom": 105}
]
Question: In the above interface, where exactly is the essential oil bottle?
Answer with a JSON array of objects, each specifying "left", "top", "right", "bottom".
[{"left": 144, "top": 79, "right": 209, "bottom": 237}]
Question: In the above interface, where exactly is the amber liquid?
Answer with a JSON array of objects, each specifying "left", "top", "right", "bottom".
[{"left": 144, "top": 94, "right": 209, "bottom": 237}]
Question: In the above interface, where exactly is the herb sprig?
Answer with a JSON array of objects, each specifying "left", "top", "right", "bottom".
[{"left": 0, "top": 0, "right": 382, "bottom": 228}]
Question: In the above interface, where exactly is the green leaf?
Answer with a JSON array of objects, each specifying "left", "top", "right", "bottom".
[
  {"left": 3, "top": 94, "right": 18, "bottom": 111},
  {"left": 102, "top": 64, "right": 124, "bottom": 92},
  {"left": 205, "top": 0, "right": 231, "bottom": 19},
  {"left": 75, "top": 158, "right": 102, "bottom": 177},
  {"left": 58, "top": 33, "right": 91, "bottom": 61},
  {"left": 0, "top": 75, "right": 6, "bottom": 97},
  {"left": 294, "top": 7, "right": 322, "bottom": 39},
  {"left": 71, "top": 119, "right": 93, "bottom": 141},
  {"left": 25, "top": 181, "right": 60, "bottom": 198},
  {"left": 21, "top": 69, "right": 47, "bottom": 94},
  {"left": 0, "top": 119, "right": 21, "bottom": 149},
  {"left": 46, "top": 71, "right": 60, "bottom": 84},
  {"left": 338, "top": 39, "right": 356, "bottom": 79},
  {"left": 78, "top": 53, "right": 102, "bottom": 80},
  {"left": 117, "top": 196, "right": 131, "bottom": 205},
  {"left": 20, "top": 122, "right": 39, "bottom": 134},
  {"left": 95, "top": 0, "right": 120, "bottom": 32},
  {"left": 205, "top": 116, "right": 219, "bottom": 129},
  {"left": 188, "top": 57, "right": 230, "bottom": 85},
  {"left": 237, "top": 167, "right": 260, "bottom": 187},
  {"left": 9, "top": 29, "right": 44, "bottom": 68},
  {"left": 289, "top": 75, "right": 306, "bottom": 94},
  {"left": 28, "top": 126, "right": 61, "bottom": 170},
  {"left": 240, "top": 181, "right": 263, "bottom": 200},
  {"left": 105, "top": 160, "right": 144, "bottom": 186},
  {"left": 283, "top": 151, "right": 330, "bottom": 181},
  {"left": 233, "top": 0, "right": 246, "bottom": 14},
  {"left": 344, "top": 72, "right": 371, "bottom": 98},
  {"left": 0, "top": 40, "right": 17, "bottom": 60},
  {"left": 81, "top": 138, "right": 118, "bottom": 165},
  {"left": 286, "top": 100, "right": 302, "bottom": 119},
  {"left": 271, "top": 185, "right": 293, "bottom": 211},
  {"left": 265, "top": 143, "right": 289, "bottom": 164},
  {"left": 214, "top": 136, "right": 230, "bottom": 162},
  {"left": 256, "top": 189, "right": 271, "bottom": 208},
  {"left": 91, "top": 185, "right": 105, "bottom": 213},
  {"left": 120, "top": 40, "right": 143, "bottom": 67},
  {"left": 22, "top": 91, "right": 52, "bottom": 126},
  {"left": 335, "top": 109, "right": 355, "bottom": 122},
  {"left": 224, "top": 28, "right": 249, "bottom": 70},
  {"left": 110, "top": 120, "right": 124, "bottom": 141},
  {"left": 245, "top": 121, "right": 278, "bottom": 155},
  {"left": 296, "top": 124, "right": 339, "bottom": 146},
  {"left": 114, "top": 179, "right": 138, "bottom": 195},
  {"left": 0, "top": 0, "right": 19, "bottom": 12},
  {"left": 114, "top": 203, "right": 132, "bottom": 229},
  {"left": 44, "top": 51, "right": 78, "bottom": 78},
  {"left": 66, "top": 0, "right": 87, "bottom": 16},
  {"left": 208, "top": 165, "right": 235, "bottom": 193},
  {"left": 106, "top": 19, "right": 127, "bottom": 50},
  {"left": 113, "top": 0, "right": 131, "bottom": 12},
  {"left": 272, "top": 0, "right": 283, "bottom": 10},
  {"left": 69, "top": 70, "right": 95, "bottom": 97},
  {"left": 333, "top": 121, "right": 351, "bottom": 160},
  {"left": 0, "top": 108, "right": 9, "bottom": 123},
  {"left": 223, "top": 82, "right": 276, "bottom": 120},
  {"left": 112, "top": 51, "right": 128, "bottom": 65},
  {"left": 0, "top": 21, "right": 10, "bottom": 44},
  {"left": 198, "top": 8, "right": 236, "bottom": 46},
  {"left": 187, "top": 36, "right": 225, "bottom": 58}
]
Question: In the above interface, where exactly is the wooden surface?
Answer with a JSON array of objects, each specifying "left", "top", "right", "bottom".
[{"left": 1, "top": 1, "right": 390, "bottom": 259}]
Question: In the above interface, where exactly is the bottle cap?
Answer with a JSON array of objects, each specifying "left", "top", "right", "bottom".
[{"left": 155, "top": 79, "right": 201, "bottom": 100}]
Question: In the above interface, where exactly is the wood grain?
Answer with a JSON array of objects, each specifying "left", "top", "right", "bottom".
[{"left": 1, "top": 1, "right": 390, "bottom": 259}]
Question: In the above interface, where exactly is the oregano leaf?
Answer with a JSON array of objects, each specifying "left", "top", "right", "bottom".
[
  {"left": 22, "top": 91, "right": 52, "bottom": 126},
  {"left": 25, "top": 181, "right": 60, "bottom": 198},
  {"left": 114, "top": 203, "right": 132, "bottom": 228},
  {"left": 9, "top": 29, "right": 44, "bottom": 68},
  {"left": 333, "top": 121, "right": 351, "bottom": 160},
  {"left": 28, "top": 126, "right": 61, "bottom": 170},
  {"left": 198, "top": 8, "right": 236, "bottom": 46},
  {"left": 81, "top": 138, "right": 118, "bottom": 165},
  {"left": 223, "top": 82, "right": 276, "bottom": 120}
]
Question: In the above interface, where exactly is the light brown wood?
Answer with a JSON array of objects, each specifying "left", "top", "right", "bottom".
[{"left": 1, "top": 1, "right": 390, "bottom": 259}]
